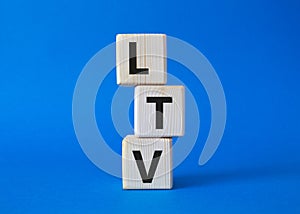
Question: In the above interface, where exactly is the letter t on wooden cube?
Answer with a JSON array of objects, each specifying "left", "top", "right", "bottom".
[
  {"left": 134, "top": 85, "right": 185, "bottom": 137},
  {"left": 116, "top": 34, "right": 166, "bottom": 85}
]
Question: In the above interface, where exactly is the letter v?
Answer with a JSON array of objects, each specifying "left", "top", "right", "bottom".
[{"left": 132, "top": 150, "right": 162, "bottom": 183}]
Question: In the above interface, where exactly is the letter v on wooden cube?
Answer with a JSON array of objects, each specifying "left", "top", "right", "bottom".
[
  {"left": 122, "top": 135, "right": 172, "bottom": 189},
  {"left": 116, "top": 34, "right": 166, "bottom": 85},
  {"left": 135, "top": 85, "right": 185, "bottom": 137}
]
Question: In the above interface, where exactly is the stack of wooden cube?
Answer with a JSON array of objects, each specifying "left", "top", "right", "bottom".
[{"left": 116, "top": 34, "right": 185, "bottom": 189}]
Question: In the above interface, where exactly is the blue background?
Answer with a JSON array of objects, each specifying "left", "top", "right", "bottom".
[{"left": 1, "top": 0, "right": 300, "bottom": 213}]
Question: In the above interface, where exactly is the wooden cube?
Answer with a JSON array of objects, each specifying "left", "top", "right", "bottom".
[
  {"left": 134, "top": 86, "right": 185, "bottom": 137},
  {"left": 122, "top": 135, "right": 172, "bottom": 189},
  {"left": 116, "top": 34, "right": 166, "bottom": 85}
]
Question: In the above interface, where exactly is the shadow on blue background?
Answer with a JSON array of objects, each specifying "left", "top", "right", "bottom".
[{"left": 1, "top": 0, "right": 300, "bottom": 213}]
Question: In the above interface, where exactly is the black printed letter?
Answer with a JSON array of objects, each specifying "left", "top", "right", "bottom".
[
  {"left": 132, "top": 150, "right": 162, "bottom": 183},
  {"left": 129, "top": 42, "right": 149, "bottom": 75},
  {"left": 146, "top": 97, "right": 173, "bottom": 129}
]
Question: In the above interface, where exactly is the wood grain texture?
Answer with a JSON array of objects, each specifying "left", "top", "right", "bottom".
[
  {"left": 122, "top": 135, "right": 172, "bottom": 189},
  {"left": 134, "top": 85, "right": 185, "bottom": 137},
  {"left": 116, "top": 34, "right": 166, "bottom": 85}
]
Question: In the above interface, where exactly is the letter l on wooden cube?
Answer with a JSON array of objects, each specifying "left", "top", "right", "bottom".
[{"left": 116, "top": 34, "right": 166, "bottom": 85}]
